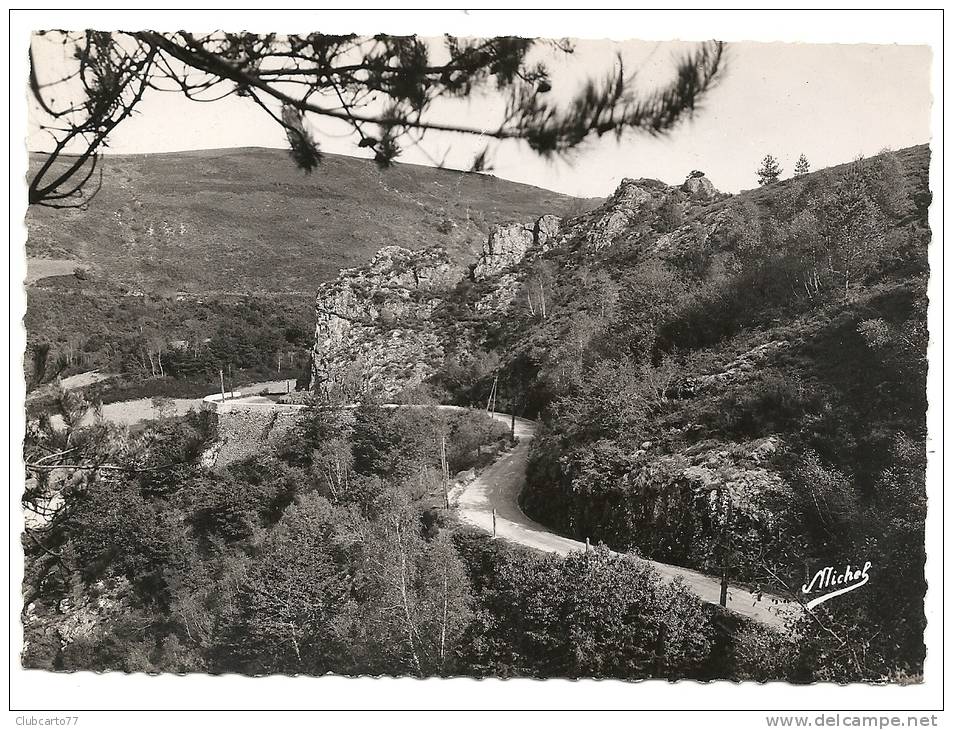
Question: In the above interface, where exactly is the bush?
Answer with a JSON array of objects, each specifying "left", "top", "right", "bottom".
[{"left": 459, "top": 540, "right": 713, "bottom": 679}]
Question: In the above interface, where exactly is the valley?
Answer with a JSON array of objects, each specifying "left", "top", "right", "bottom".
[{"left": 22, "top": 143, "right": 930, "bottom": 682}]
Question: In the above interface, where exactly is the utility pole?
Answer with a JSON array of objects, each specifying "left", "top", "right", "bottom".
[
  {"left": 653, "top": 624, "right": 668, "bottom": 677},
  {"left": 507, "top": 374, "right": 516, "bottom": 440},
  {"left": 486, "top": 374, "right": 498, "bottom": 416},
  {"left": 440, "top": 434, "right": 450, "bottom": 510},
  {"left": 719, "top": 489, "right": 733, "bottom": 608}
]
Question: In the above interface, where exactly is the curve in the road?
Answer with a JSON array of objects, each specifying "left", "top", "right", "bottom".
[{"left": 457, "top": 411, "right": 796, "bottom": 628}]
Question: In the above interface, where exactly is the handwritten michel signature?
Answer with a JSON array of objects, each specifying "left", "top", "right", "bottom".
[{"left": 801, "top": 561, "right": 872, "bottom": 609}]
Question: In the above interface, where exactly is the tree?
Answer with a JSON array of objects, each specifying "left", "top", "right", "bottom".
[
  {"left": 757, "top": 154, "right": 783, "bottom": 185},
  {"left": 520, "top": 259, "right": 557, "bottom": 320},
  {"left": 462, "top": 543, "right": 711, "bottom": 679},
  {"left": 794, "top": 153, "right": 811, "bottom": 176},
  {"left": 28, "top": 31, "right": 726, "bottom": 207},
  {"left": 810, "top": 162, "right": 889, "bottom": 299},
  {"left": 356, "top": 501, "right": 474, "bottom": 676},
  {"left": 226, "top": 494, "right": 357, "bottom": 674}
]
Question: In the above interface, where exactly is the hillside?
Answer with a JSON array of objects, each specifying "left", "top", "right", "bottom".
[
  {"left": 306, "top": 144, "right": 931, "bottom": 681},
  {"left": 23, "top": 148, "right": 592, "bottom": 392},
  {"left": 25, "top": 147, "right": 588, "bottom": 294}
]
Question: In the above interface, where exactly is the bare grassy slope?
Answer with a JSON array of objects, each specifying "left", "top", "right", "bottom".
[{"left": 26, "top": 147, "right": 584, "bottom": 294}]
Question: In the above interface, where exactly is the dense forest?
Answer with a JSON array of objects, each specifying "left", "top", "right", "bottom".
[
  {"left": 23, "top": 397, "right": 727, "bottom": 679},
  {"left": 24, "top": 277, "right": 314, "bottom": 397}
]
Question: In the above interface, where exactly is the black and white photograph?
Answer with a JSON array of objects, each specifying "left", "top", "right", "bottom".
[{"left": 9, "top": 8, "right": 944, "bottom": 722}]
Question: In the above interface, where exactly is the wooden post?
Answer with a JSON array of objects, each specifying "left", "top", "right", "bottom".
[
  {"left": 654, "top": 624, "right": 668, "bottom": 677},
  {"left": 486, "top": 374, "right": 499, "bottom": 416},
  {"left": 492, "top": 508, "right": 497, "bottom": 537},
  {"left": 220, "top": 369, "right": 225, "bottom": 400},
  {"left": 720, "top": 492, "right": 732, "bottom": 607},
  {"left": 440, "top": 435, "right": 450, "bottom": 510}
]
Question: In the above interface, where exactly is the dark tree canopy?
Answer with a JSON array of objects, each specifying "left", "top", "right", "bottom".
[
  {"left": 757, "top": 153, "right": 782, "bottom": 186},
  {"left": 794, "top": 153, "right": 811, "bottom": 176},
  {"left": 28, "top": 31, "right": 725, "bottom": 207}
]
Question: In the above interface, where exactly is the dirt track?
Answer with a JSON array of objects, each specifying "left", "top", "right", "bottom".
[{"left": 457, "top": 412, "right": 795, "bottom": 627}]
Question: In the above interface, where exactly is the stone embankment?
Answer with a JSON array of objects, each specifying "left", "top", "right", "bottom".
[{"left": 200, "top": 390, "right": 309, "bottom": 469}]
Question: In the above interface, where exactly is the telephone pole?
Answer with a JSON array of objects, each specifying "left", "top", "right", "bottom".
[
  {"left": 507, "top": 373, "right": 516, "bottom": 440},
  {"left": 440, "top": 434, "right": 450, "bottom": 510},
  {"left": 486, "top": 374, "right": 499, "bottom": 416}
]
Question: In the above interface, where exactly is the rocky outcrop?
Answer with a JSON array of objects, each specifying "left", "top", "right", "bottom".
[
  {"left": 307, "top": 171, "right": 732, "bottom": 401},
  {"left": 23, "top": 576, "right": 132, "bottom": 655},
  {"left": 473, "top": 214, "right": 562, "bottom": 280},
  {"left": 311, "top": 246, "right": 459, "bottom": 399},
  {"left": 677, "top": 436, "right": 787, "bottom": 519},
  {"left": 652, "top": 223, "right": 706, "bottom": 257},
  {"left": 473, "top": 223, "right": 533, "bottom": 280},
  {"left": 534, "top": 214, "right": 561, "bottom": 248},
  {"left": 681, "top": 174, "right": 718, "bottom": 201},
  {"left": 581, "top": 178, "right": 667, "bottom": 251},
  {"left": 473, "top": 273, "right": 520, "bottom": 313}
]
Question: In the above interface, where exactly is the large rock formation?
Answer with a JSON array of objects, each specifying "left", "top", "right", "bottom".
[
  {"left": 310, "top": 246, "right": 459, "bottom": 398},
  {"left": 308, "top": 171, "right": 726, "bottom": 400},
  {"left": 580, "top": 178, "right": 667, "bottom": 250},
  {"left": 473, "top": 214, "right": 562, "bottom": 279},
  {"left": 308, "top": 214, "right": 568, "bottom": 399},
  {"left": 681, "top": 174, "right": 718, "bottom": 201}
]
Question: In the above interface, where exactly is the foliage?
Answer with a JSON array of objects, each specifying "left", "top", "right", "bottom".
[
  {"left": 456, "top": 536, "right": 712, "bottom": 679},
  {"left": 757, "top": 154, "right": 783, "bottom": 185},
  {"left": 794, "top": 154, "right": 810, "bottom": 177},
  {"left": 24, "top": 280, "right": 314, "bottom": 389},
  {"left": 29, "top": 32, "right": 724, "bottom": 206},
  {"left": 21, "top": 138, "right": 930, "bottom": 681},
  {"left": 22, "top": 401, "right": 714, "bottom": 680}
]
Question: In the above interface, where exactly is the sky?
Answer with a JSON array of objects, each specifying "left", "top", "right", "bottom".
[{"left": 28, "top": 35, "right": 932, "bottom": 198}]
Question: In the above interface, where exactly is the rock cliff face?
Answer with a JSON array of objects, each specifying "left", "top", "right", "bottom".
[
  {"left": 303, "top": 167, "right": 811, "bottom": 571},
  {"left": 308, "top": 172, "right": 722, "bottom": 401},
  {"left": 310, "top": 246, "right": 459, "bottom": 398},
  {"left": 473, "top": 214, "right": 562, "bottom": 279}
]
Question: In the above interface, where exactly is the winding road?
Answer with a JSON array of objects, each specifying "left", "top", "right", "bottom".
[{"left": 458, "top": 412, "right": 794, "bottom": 627}]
